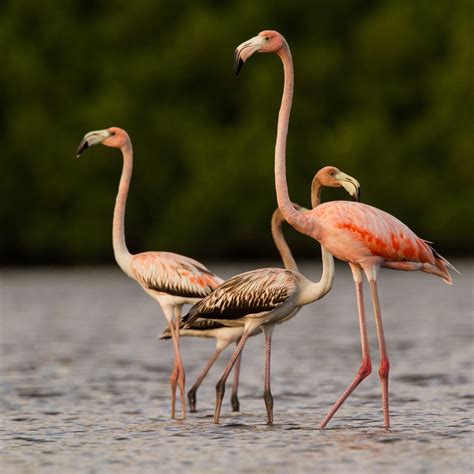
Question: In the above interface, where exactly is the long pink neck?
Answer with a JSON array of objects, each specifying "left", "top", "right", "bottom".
[
  {"left": 274, "top": 45, "right": 317, "bottom": 237},
  {"left": 113, "top": 143, "right": 133, "bottom": 276}
]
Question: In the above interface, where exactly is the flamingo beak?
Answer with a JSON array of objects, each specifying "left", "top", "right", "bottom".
[
  {"left": 336, "top": 172, "right": 361, "bottom": 202},
  {"left": 234, "top": 35, "right": 266, "bottom": 76},
  {"left": 76, "top": 129, "right": 112, "bottom": 157}
]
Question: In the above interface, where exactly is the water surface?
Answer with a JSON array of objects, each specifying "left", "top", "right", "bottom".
[{"left": 1, "top": 262, "right": 472, "bottom": 473}]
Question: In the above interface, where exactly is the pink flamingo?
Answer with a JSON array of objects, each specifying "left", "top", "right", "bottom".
[
  {"left": 182, "top": 168, "right": 360, "bottom": 424},
  {"left": 76, "top": 127, "right": 223, "bottom": 419},
  {"left": 235, "top": 30, "right": 457, "bottom": 429}
]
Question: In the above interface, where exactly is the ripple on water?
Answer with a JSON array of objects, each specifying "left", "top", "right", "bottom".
[{"left": 16, "top": 388, "right": 64, "bottom": 398}]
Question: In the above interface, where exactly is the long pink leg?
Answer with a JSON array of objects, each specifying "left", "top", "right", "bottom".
[
  {"left": 166, "top": 320, "right": 182, "bottom": 419},
  {"left": 187, "top": 346, "right": 224, "bottom": 413},
  {"left": 231, "top": 348, "right": 242, "bottom": 412},
  {"left": 263, "top": 325, "right": 275, "bottom": 425},
  {"left": 214, "top": 329, "right": 251, "bottom": 424},
  {"left": 173, "top": 306, "right": 186, "bottom": 419},
  {"left": 368, "top": 277, "right": 390, "bottom": 428},
  {"left": 320, "top": 264, "right": 372, "bottom": 429}
]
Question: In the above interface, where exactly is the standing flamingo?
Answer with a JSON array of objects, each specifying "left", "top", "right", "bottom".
[
  {"left": 160, "top": 203, "right": 304, "bottom": 413},
  {"left": 235, "top": 30, "right": 457, "bottom": 429},
  {"left": 181, "top": 168, "right": 360, "bottom": 424},
  {"left": 76, "top": 127, "right": 223, "bottom": 419}
]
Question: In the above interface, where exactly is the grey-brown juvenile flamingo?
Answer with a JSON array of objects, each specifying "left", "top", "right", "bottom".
[{"left": 160, "top": 204, "right": 301, "bottom": 413}]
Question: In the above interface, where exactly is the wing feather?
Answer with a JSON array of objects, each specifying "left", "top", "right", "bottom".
[
  {"left": 313, "top": 201, "right": 439, "bottom": 264},
  {"left": 183, "top": 268, "right": 298, "bottom": 324},
  {"left": 131, "top": 251, "right": 223, "bottom": 298}
]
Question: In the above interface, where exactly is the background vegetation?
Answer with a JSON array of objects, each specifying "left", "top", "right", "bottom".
[{"left": 1, "top": 0, "right": 472, "bottom": 264}]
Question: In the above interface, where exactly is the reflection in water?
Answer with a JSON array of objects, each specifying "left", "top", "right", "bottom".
[{"left": 0, "top": 262, "right": 472, "bottom": 473}]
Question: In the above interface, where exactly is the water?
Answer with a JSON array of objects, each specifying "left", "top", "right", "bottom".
[{"left": 1, "top": 262, "right": 472, "bottom": 473}]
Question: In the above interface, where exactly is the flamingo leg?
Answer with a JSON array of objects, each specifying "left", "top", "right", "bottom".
[
  {"left": 214, "top": 329, "right": 251, "bottom": 424},
  {"left": 173, "top": 305, "right": 186, "bottom": 419},
  {"left": 368, "top": 277, "right": 390, "bottom": 428},
  {"left": 166, "top": 320, "right": 181, "bottom": 419},
  {"left": 263, "top": 325, "right": 275, "bottom": 425},
  {"left": 320, "top": 264, "right": 372, "bottom": 429},
  {"left": 231, "top": 347, "right": 242, "bottom": 412},
  {"left": 187, "top": 346, "right": 224, "bottom": 413}
]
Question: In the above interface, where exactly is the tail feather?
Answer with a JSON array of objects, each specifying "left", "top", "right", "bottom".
[
  {"left": 181, "top": 305, "right": 200, "bottom": 328},
  {"left": 159, "top": 324, "right": 172, "bottom": 340},
  {"left": 429, "top": 247, "right": 459, "bottom": 285}
]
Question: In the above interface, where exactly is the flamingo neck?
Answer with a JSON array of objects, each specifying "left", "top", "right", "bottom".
[
  {"left": 300, "top": 246, "right": 335, "bottom": 305},
  {"left": 271, "top": 212, "right": 298, "bottom": 272},
  {"left": 113, "top": 143, "right": 133, "bottom": 276},
  {"left": 311, "top": 178, "right": 322, "bottom": 208},
  {"left": 274, "top": 45, "right": 316, "bottom": 237}
]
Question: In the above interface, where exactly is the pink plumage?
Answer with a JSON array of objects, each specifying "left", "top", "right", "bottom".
[{"left": 309, "top": 201, "right": 453, "bottom": 284}]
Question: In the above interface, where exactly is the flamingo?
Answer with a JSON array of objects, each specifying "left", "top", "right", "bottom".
[
  {"left": 235, "top": 30, "right": 457, "bottom": 429},
  {"left": 76, "top": 127, "right": 224, "bottom": 419},
  {"left": 160, "top": 203, "right": 303, "bottom": 413},
  {"left": 181, "top": 168, "right": 360, "bottom": 424}
]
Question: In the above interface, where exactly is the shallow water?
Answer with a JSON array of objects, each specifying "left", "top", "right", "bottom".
[{"left": 0, "top": 261, "right": 472, "bottom": 473}]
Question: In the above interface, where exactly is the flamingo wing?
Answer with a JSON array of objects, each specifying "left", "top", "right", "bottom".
[
  {"left": 131, "top": 251, "right": 223, "bottom": 299},
  {"left": 182, "top": 268, "right": 298, "bottom": 325},
  {"left": 314, "top": 201, "right": 439, "bottom": 263}
]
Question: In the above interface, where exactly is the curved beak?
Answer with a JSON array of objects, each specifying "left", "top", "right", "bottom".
[
  {"left": 76, "top": 129, "right": 111, "bottom": 157},
  {"left": 336, "top": 172, "right": 361, "bottom": 202},
  {"left": 234, "top": 35, "right": 266, "bottom": 76}
]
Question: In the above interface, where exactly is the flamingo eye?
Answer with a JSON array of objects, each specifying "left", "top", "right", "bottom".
[
  {"left": 265, "top": 36, "right": 270, "bottom": 41},
  {"left": 111, "top": 131, "right": 116, "bottom": 136}
]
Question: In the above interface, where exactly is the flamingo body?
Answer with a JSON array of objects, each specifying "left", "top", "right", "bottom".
[
  {"left": 184, "top": 268, "right": 305, "bottom": 327},
  {"left": 305, "top": 201, "right": 452, "bottom": 283},
  {"left": 131, "top": 251, "right": 223, "bottom": 301}
]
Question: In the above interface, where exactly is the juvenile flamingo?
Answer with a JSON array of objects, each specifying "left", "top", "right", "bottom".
[
  {"left": 160, "top": 204, "right": 302, "bottom": 413},
  {"left": 76, "top": 127, "right": 223, "bottom": 419},
  {"left": 235, "top": 30, "right": 457, "bottom": 429},
  {"left": 182, "top": 168, "right": 360, "bottom": 424}
]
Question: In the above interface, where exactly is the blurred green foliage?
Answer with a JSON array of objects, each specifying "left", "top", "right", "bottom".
[{"left": 0, "top": 0, "right": 472, "bottom": 264}]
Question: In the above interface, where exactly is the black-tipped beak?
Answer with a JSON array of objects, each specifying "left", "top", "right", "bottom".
[
  {"left": 76, "top": 139, "right": 89, "bottom": 157},
  {"left": 75, "top": 129, "right": 111, "bottom": 157},
  {"left": 234, "top": 50, "right": 244, "bottom": 76}
]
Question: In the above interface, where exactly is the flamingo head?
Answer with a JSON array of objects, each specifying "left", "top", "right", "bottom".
[
  {"left": 234, "top": 30, "right": 287, "bottom": 76},
  {"left": 315, "top": 166, "right": 361, "bottom": 202},
  {"left": 76, "top": 127, "right": 130, "bottom": 157}
]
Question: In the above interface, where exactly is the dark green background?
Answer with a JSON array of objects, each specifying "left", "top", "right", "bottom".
[{"left": 1, "top": 0, "right": 472, "bottom": 264}]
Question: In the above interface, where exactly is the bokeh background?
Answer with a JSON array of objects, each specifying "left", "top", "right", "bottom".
[{"left": 1, "top": 0, "right": 472, "bottom": 265}]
